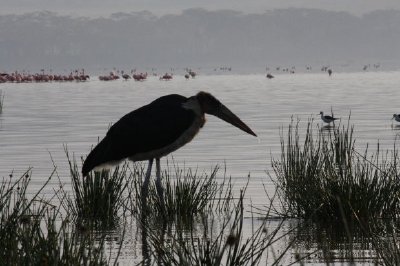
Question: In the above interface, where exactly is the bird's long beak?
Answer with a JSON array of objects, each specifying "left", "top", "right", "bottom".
[{"left": 214, "top": 104, "right": 257, "bottom": 137}]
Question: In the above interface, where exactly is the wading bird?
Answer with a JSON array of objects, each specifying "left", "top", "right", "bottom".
[
  {"left": 319, "top": 111, "right": 338, "bottom": 124},
  {"left": 392, "top": 114, "right": 400, "bottom": 122},
  {"left": 82, "top": 91, "right": 257, "bottom": 206}
]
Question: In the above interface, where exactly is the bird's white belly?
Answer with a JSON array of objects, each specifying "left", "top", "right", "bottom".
[{"left": 93, "top": 160, "right": 122, "bottom": 172}]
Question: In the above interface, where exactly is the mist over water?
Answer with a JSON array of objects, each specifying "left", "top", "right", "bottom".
[{"left": 1, "top": 8, "right": 400, "bottom": 71}]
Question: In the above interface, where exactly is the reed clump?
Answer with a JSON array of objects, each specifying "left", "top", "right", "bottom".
[
  {"left": 143, "top": 188, "right": 290, "bottom": 265},
  {"left": 371, "top": 222, "right": 400, "bottom": 265},
  {"left": 354, "top": 219, "right": 400, "bottom": 265},
  {"left": 128, "top": 161, "right": 233, "bottom": 222},
  {"left": 65, "top": 149, "right": 131, "bottom": 227},
  {"left": 126, "top": 162, "right": 293, "bottom": 264},
  {"left": 272, "top": 119, "right": 400, "bottom": 223},
  {"left": 0, "top": 169, "right": 109, "bottom": 265}
]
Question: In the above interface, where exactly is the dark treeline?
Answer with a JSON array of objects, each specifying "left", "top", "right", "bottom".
[{"left": 0, "top": 8, "right": 399, "bottom": 70}]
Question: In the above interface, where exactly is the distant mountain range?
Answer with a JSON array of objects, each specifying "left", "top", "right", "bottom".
[{"left": 0, "top": 8, "right": 399, "bottom": 72}]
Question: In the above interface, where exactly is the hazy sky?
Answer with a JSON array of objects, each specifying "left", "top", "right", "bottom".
[{"left": 1, "top": 0, "right": 400, "bottom": 17}]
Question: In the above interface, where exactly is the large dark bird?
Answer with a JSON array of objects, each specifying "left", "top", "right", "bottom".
[{"left": 82, "top": 91, "right": 256, "bottom": 203}]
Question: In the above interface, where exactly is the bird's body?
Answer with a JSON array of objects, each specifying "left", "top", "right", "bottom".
[
  {"left": 392, "top": 114, "right": 400, "bottom": 122},
  {"left": 82, "top": 94, "right": 206, "bottom": 175},
  {"left": 122, "top": 74, "right": 131, "bottom": 80},
  {"left": 319, "top": 111, "right": 338, "bottom": 124},
  {"left": 82, "top": 92, "right": 257, "bottom": 205}
]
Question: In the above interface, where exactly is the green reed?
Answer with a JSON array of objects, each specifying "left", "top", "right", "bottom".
[
  {"left": 272, "top": 119, "right": 400, "bottom": 223},
  {"left": 371, "top": 223, "right": 400, "bottom": 265},
  {"left": 142, "top": 187, "right": 292, "bottom": 265},
  {"left": 0, "top": 169, "right": 109, "bottom": 265},
  {"left": 65, "top": 148, "right": 131, "bottom": 227},
  {"left": 354, "top": 219, "right": 400, "bottom": 265},
  {"left": 128, "top": 160, "right": 234, "bottom": 222},
  {"left": 125, "top": 161, "right": 290, "bottom": 264}
]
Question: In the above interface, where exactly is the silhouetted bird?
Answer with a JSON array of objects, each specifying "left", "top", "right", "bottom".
[
  {"left": 82, "top": 91, "right": 256, "bottom": 206},
  {"left": 319, "top": 111, "right": 338, "bottom": 124}
]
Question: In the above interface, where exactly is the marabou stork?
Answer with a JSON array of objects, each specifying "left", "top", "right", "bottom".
[
  {"left": 82, "top": 91, "right": 256, "bottom": 204},
  {"left": 319, "top": 111, "right": 338, "bottom": 124}
]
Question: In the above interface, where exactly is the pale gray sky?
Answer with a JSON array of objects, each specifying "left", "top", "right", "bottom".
[{"left": 1, "top": 0, "right": 400, "bottom": 17}]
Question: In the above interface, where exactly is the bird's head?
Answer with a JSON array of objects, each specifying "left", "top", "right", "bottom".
[
  {"left": 319, "top": 111, "right": 324, "bottom": 115},
  {"left": 195, "top": 91, "right": 257, "bottom": 137},
  {"left": 392, "top": 114, "right": 397, "bottom": 120}
]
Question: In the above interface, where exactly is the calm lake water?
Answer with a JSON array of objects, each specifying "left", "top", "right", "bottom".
[{"left": 1, "top": 71, "right": 400, "bottom": 264}]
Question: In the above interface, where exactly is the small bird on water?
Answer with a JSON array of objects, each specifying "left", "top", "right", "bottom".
[
  {"left": 82, "top": 91, "right": 257, "bottom": 208},
  {"left": 319, "top": 111, "right": 338, "bottom": 124},
  {"left": 392, "top": 114, "right": 400, "bottom": 122}
]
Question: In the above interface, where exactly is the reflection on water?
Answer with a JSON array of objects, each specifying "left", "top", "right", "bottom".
[
  {"left": 391, "top": 124, "right": 400, "bottom": 131},
  {"left": 293, "top": 220, "right": 378, "bottom": 265},
  {"left": 118, "top": 190, "right": 291, "bottom": 265},
  {"left": 1, "top": 71, "right": 400, "bottom": 264},
  {"left": 320, "top": 124, "right": 336, "bottom": 132}
]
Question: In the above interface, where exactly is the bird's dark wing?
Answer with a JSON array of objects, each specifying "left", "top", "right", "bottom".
[
  {"left": 106, "top": 94, "right": 195, "bottom": 157},
  {"left": 82, "top": 94, "right": 196, "bottom": 175}
]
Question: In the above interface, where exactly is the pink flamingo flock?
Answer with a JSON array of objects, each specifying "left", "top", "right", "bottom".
[
  {"left": 0, "top": 68, "right": 198, "bottom": 84},
  {"left": 98, "top": 68, "right": 197, "bottom": 82},
  {"left": 99, "top": 70, "right": 149, "bottom": 81},
  {"left": 0, "top": 69, "right": 89, "bottom": 83}
]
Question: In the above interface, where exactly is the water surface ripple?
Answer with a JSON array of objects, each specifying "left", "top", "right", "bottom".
[{"left": 1, "top": 71, "right": 400, "bottom": 208}]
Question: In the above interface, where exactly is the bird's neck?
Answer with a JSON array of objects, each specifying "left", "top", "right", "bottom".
[{"left": 182, "top": 97, "right": 203, "bottom": 116}]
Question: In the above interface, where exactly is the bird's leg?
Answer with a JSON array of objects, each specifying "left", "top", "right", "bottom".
[
  {"left": 142, "top": 159, "right": 153, "bottom": 207},
  {"left": 155, "top": 158, "right": 166, "bottom": 215}
]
